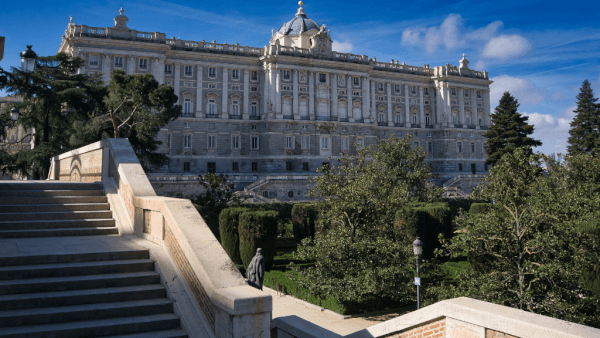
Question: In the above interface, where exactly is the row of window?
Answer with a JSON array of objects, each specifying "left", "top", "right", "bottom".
[
  {"left": 182, "top": 161, "right": 319, "bottom": 174},
  {"left": 180, "top": 134, "right": 260, "bottom": 150}
]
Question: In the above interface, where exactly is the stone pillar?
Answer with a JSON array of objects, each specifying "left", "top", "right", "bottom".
[
  {"left": 151, "top": 58, "right": 160, "bottom": 83},
  {"left": 459, "top": 88, "right": 466, "bottom": 128},
  {"left": 222, "top": 67, "right": 229, "bottom": 119},
  {"left": 471, "top": 88, "right": 477, "bottom": 128},
  {"left": 269, "top": 66, "right": 276, "bottom": 119},
  {"left": 275, "top": 68, "right": 282, "bottom": 118},
  {"left": 262, "top": 68, "right": 269, "bottom": 116},
  {"left": 363, "top": 77, "right": 370, "bottom": 123},
  {"left": 174, "top": 64, "right": 181, "bottom": 104},
  {"left": 419, "top": 86, "right": 425, "bottom": 128},
  {"left": 309, "top": 72, "right": 315, "bottom": 120},
  {"left": 292, "top": 70, "right": 299, "bottom": 119},
  {"left": 126, "top": 56, "right": 135, "bottom": 75},
  {"left": 443, "top": 84, "right": 450, "bottom": 127},
  {"left": 196, "top": 66, "right": 203, "bottom": 118},
  {"left": 156, "top": 59, "right": 165, "bottom": 85},
  {"left": 347, "top": 75, "right": 353, "bottom": 122},
  {"left": 243, "top": 69, "right": 250, "bottom": 120},
  {"left": 404, "top": 84, "right": 411, "bottom": 128},
  {"left": 332, "top": 74, "right": 338, "bottom": 120},
  {"left": 370, "top": 81, "right": 376, "bottom": 124},
  {"left": 387, "top": 84, "right": 393, "bottom": 126},
  {"left": 484, "top": 89, "right": 491, "bottom": 127},
  {"left": 102, "top": 54, "right": 111, "bottom": 85}
]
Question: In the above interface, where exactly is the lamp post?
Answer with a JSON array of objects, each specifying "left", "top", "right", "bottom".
[
  {"left": 413, "top": 237, "right": 423, "bottom": 309},
  {"left": 20, "top": 45, "right": 37, "bottom": 73}
]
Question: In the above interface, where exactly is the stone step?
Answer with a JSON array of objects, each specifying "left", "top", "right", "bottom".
[
  {"left": 0, "top": 250, "right": 149, "bottom": 267},
  {"left": 0, "top": 203, "right": 110, "bottom": 213},
  {"left": 0, "top": 190, "right": 105, "bottom": 197},
  {"left": 0, "top": 219, "right": 115, "bottom": 231},
  {"left": 0, "top": 182, "right": 103, "bottom": 191},
  {"left": 0, "top": 259, "right": 154, "bottom": 281},
  {"left": 0, "top": 313, "right": 180, "bottom": 338},
  {"left": 0, "top": 298, "right": 172, "bottom": 328},
  {"left": 104, "top": 329, "right": 188, "bottom": 338},
  {"left": 0, "top": 196, "right": 107, "bottom": 205},
  {"left": 0, "top": 227, "right": 118, "bottom": 238},
  {"left": 0, "top": 210, "right": 112, "bottom": 221},
  {"left": 0, "top": 271, "right": 160, "bottom": 295},
  {"left": 0, "top": 284, "right": 166, "bottom": 311}
]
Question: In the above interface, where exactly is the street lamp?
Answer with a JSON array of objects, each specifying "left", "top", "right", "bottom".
[
  {"left": 413, "top": 237, "right": 423, "bottom": 309},
  {"left": 20, "top": 45, "right": 37, "bottom": 73},
  {"left": 10, "top": 107, "right": 19, "bottom": 121}
]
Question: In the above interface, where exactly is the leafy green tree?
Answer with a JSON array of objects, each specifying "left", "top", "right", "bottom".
[
  {"left": 192, "top": 173, "right": 242, "bottom": 241},
  {"left": 293, "top": 136, "right": 443, "bottom": 309},
  {"left": 567, "top": 80, "right": 600, "bottom": 157},
  {"left": 484, "top": 92, "right": 542, "bottom": 166},
  {"left": 1, "top": 53, "right": 106, "bottom": 178},
  {"left": 435, "top": 148, "right": 600, "bottom": 327}
]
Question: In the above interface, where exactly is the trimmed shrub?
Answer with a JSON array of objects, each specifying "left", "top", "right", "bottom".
[
  {"left": 218, "top": 207, "right": 248, "bottom": 264},
  {"left": 240, "top": 202, "right": 294, "bottom": 220},
  {"left": 469, "top": 203, "right": 491, "bottom": 215},
  {"left": 395, "top": 202, "right": 452, "bottom": 259},
  {"left": 291, "top": 203, "right": 316, "bottom": 242},
  {"left": 239, "top": 210, "right": 279, "bottom": 270}
]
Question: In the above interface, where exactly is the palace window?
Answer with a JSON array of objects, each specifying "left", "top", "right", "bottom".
[
  {"left": 353, "top": 77, "right": 359, "bottom": 86},
  {"left": 139, "top": 58, "right": 148, "bottom": 70},
  {"left": 283, "top": 70, "right": 290, "bottom": 80},
  {"left": 251, "top": 71, "right": 258, "bottom": 81},
  {"left": 285, "top": 136, "right": 294, "bottom": 149},
  {"left": 207, "top": 162, "right": 216, "bottom": 173},
  {"left": 465, "top": 90, "right": 469, "bottom": 98},
  {"left": 411, "top": 99, "right": 418, "bottom": 104},
  {"left": 232, "top": 69, "right": 239, "bottom": 79},
  {"left": 377, "top": 96, "right": 385, "bottom": 101},
  {"left": 183, "top": 162, "right": 190, "bottom": 172},
  {"left": 184, "top": 123, "right": 190, "bottom": 128},
  {"left": 286, "top": 162, "right": 292, "bottom": 171},
  {"left": 303, "top": 162, "right": 309, "bottom": 171},
  {"left": 231, "top": 85, "right": 240, "bottom": 91},
  {"left": 231, "top": 135, "right": 240, "bottom": 149},
  {"left": 471, "top": 142, "right": 475, "bottom": 153},
  {"left": 424, "top": 88, "right": 429, "bottom": 95},
  {"left": 251, "top": 124, "right": 257, "bottom": 130},
  {"left": 89, "top": 55, "right": 99, "bottom": 66},
  {"left": 320, "top": 136, "right": 330, "bottom": 150},
  {"left": 250, "top": 86, "right": 258, "bottom": 92},
  {"left": 414, "top": 141, "right": 419, "bottom": 148},
  {"left": 164, "top": 64, "right": 171, "bottom": 74},
  {"left": 458, "top": 163, "right": 463, "bottom": 171},
  {"left": 114, "top": 57, "right": 123, "bottom": 68},
  {"left": 377, "top": 83, "right": 383, "bottom": 92},
  {"left": 251, "top": 102, "right": 258, "bottom": 116},
  {"left": 428, "top": 142, "right": 433, "bottom": 153},
  {"left": 207, "top": 100, "right": 216, "bottom": 115},
  {"left": 285, "top": 124, "right": 291, "bottom": 129},
  {"left": 338, "top": 90, "right": 346, "bottom": 95},
  {"left": 184, "top": 66, "right": 193, "bottom": 76},
  {"left": 302, "top": 136, "right": 310, "bottom": 150},
  {"left": 452, "top": 88, "right": 456, "bottom": 96},
  {"left": 183, "top": 98, "right": 192, "bottom": 115},
  {"left": 319, "top": 73, "right": 326, "bottom": 83},
  {"left": 208, "top": 84, "right": 216, "bottom": 89},
  {"left": 184, "top": 134, "right": 191, "bottom": 149},
  {"left": 425, "top": 114, "right": 431, "bottom": 126},
  {"left": 395, "top": 114, "right": 402, "bottom": 124},
  {"left": 412, "top": 115, "right": 418, "bottom": 125},
  {"left": 353, "top": 91, "right": 361, "bottom": 96},
  {"left": 282, "top": 85, "right": 292, "bottom": 91},
  {"left": 208, "top": 135, "right": 216, "bottom": 149},
  {"left": 251, "top": 136, "right": 259, "bottom": 149},
  {"left": 341, "top": 136, "right": 349, "bottom": 151},
  {"left": 232, "top": 162, "right": 239, "bottom": 172},
  {"left": 457, "top": 132, "right": 462, "bottom": 137},
  {"left": 477, "top": 90, "right": 482, "bottom": 99},
  {"left": 457, "top": 141, "right": 462, "bottom": 153},
  {"left": 288, "top": 191, "right": 294, "bottom": 197},
  {"left": 208, "top": 67, "right": 216, "bottom": 78},
  {"left": 231, "top": 100, "right": 240, "bottom": 115},
  {"left": 252, "top": 162, "right": 258, "bottom": 172},
  {"left": 395, "top": 84, "right": 400, "bottom": 93},
  {"left": 356, "top": 137, "right": 364, "bottom": 149},
  {"left": 378, "top": 113, "right": 385, "bottom": 123},
  {"left": 411, "top": 86, "right": 416, "bottom": 94}
]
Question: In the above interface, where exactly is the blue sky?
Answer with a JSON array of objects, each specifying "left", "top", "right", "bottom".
[{"left": 1, "top": 0, "right": 599, "bottom": 155}]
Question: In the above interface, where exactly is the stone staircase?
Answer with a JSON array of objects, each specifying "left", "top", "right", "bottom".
[{"left": 0, "top": 181, "right": 188, "bottom": 338}]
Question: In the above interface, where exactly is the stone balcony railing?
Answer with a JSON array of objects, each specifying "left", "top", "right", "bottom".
[{"left": 65, "top": 24, "right": 167, "bottom": 43}]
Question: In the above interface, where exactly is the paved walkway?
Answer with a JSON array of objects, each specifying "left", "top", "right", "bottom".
[{"left": 266, "top": 287, "right": 404, "bottom": 336}]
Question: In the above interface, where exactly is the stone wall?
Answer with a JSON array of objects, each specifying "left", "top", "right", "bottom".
[
  {"left": 396, "top": 318, "right": 446, "bottom": 338},
  {"left": 58, "top": 147, "right": 103, "bottom": 182}
]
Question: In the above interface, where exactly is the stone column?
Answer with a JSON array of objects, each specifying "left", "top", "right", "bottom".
[
  {"left": 196, "top": 66, "right": 203, "bottom": 118},
  {"left": 156, "top": 59, "right": 165, "bottom": 85},
  {"left": 222, "top": 67, "right": 229, "bottom": 119},
  {"left": 370, "top": 81, "right": 376, "bottom": 124},
  {"left": 262, "top": 68, "right": 269, "bottom": 117},
  {"left": 404, "top": 84, "right": 411, "bottom": 128},
  {"left": 387, "top": 84, "right": 393, "bottom": 126},
  {"left": 309, "top": 72, "right": 315, "bottom": 120},
  {"left": 292, "top": 70, "right": 299, "bottom": 119},
  {"left": 243, "top": 69, "right": 250, "bottom": 120},
  {"left": 459, "top": 88, "right": 466, "bottom": 128},
  {"left": 275, "top": 68, "right": 282, "bottom": 118},
  {"left": 471, "top": 88, "right": 477, "bottom": 128},
  {"left": 151, "top": 58, "right": 160, "bottom": 83},
  {"left": 363, "top": 77, "right": 370, "bottom": 123},
  {"left": 347, "top": 75, "right": 353, "bottom": 122},
  {"left": 126, "top": 57, "right": 135, "bottom": 75},
  {"left": 332, "top": 74, "right": 338, "bottom": 120},
  {"left": 102, "top": 54, "right": 111, "bottom": 85},
  {"left": 174, "top": 64, "right": 181, "bottom": 104},
  {"left": 484, "top": 89, "right": 491, "bottom": 127},
  {"left": 269, "top": 66, "right": 276, "bottom": 119},
  {"left": 419, "top": 86, "right": 425, "bottom": 128},
  {"left": 443, "top": 84, "right": 451, "bottom": 127}
]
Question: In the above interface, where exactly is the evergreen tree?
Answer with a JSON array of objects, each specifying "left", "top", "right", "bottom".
[
  {"left": 567, "top": 79, "right": 600, "bottom": 156},
  {"left": 484, "top": 92, "right": 541, "bottom": 166}
]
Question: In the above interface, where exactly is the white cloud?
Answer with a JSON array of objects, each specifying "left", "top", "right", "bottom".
[
  {"left": 482, "top": 34, "right": 532, "bottom": 61},
  {"left": 465, "top": 21, "right": 503, "bottom": 41},
  {"left": 561, "top": 105, "right": 577, "bottom": 120},
  {"left": 490, "top": 75, "right": 547, "bottom": 105},
  {"left": 522, "top": 112, "right": 572, "bottom": 154},
  {"left": 473, "top": 60, "right": 487, "bottom": 71},
  {"left": 591, "top": 73, "right": 600, "bottom": 93},
  {"left": 551, "top": 91, "right": 565, "bottom": 101},
  {"left": 332, "top": 41, "right": 353, "bottom": 53},
  {"left": 402, "top": 29, "right": 422, "bottom": 45}
]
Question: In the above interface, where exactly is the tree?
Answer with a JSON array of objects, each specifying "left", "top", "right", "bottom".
[
  {"left": 293, "top": 136, "right": 443, "bottom": 311},
  {"left": 484, "top": 92, "right": 542, "bottom": 166},
  {"left": 76, "top": 69, "right": 181, "bottom": 171},
  {"left": 192, "top": 173, "right": 242, "bottom": 241},
  {"left": 435, "top": 148, "right": 600, "bottom": 327},
  {"left": 1, "top": 53, "right": 106, "bottom": 178},
  {"left": 567, "top": 79, "right": 600, "bottom": 157}
]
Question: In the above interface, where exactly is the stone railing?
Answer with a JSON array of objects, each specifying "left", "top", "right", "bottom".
[
  {"left": 433, "top": 65, "right": 489, "bottom": 80},
  {"left": 166, "top": 39, "right": 263, "bottom": 56},
  {"left": 65, "top": 24, "right": 167, "bottom": 43},
  {"left": 371, "top": 61, "right": 434, "bottom": 76},
  {"left": 48, "top": 139, "right": 272, "bottom": 338},
  {"left": 272, "top": 297, "right": 600, "bottom": 338}
]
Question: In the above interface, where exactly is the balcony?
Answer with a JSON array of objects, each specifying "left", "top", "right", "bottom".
[
  {"left": 377, "top": 122, "right": 387, "bottom": 126},
  {"left": 283, "top": 115, "right": 294, "bottom": 120},
  {"left": 300, "top": 116, "right": 310, "bottom": 121},
  {"left": 394, "top": 123, "right": 403, "bottom": 127},
  {"left": 467, "top": 125, "right": 476, "bottom": 129},
  {"left": 339, "top": 118, "right": 349, "bottom": 122},
  {"left": 249, "top": 115, "right": 261, "bottom": 120},
  {"left": 411, "top": 124, "right": 419, "bottom": 128},
  {"left": 425, "top": 125, "right": 433, "bottom": 128},
  {"left": 181, "top": 112, "right": 195, "bottom": 118},
  {"left": 205, "top": 114, "right": 219, "bottom": 119},
  {"left": 454, "top": 124, "right": 462, "bottom": 128},
  {"left": 316, "top": 116, "right": 336, "bottom": 121},
  {"left": 229, "top": 115, "right": 242, "bottom": 120},
  {"left": 354, "top": 118, "right": 364, "bottom": 123}
]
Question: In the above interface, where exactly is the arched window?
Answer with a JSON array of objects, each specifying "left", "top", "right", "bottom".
[{"left": 288, "top": 191, "right": 294, "bottom": 198}]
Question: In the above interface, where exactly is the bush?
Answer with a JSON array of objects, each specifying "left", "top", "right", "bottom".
[
  {"left": 469, "top": 203, "right": 491, "bottom": 215},
  {"left": 218, "top": 207, "right": 248, "bottom": 264},
  {"left": 238, "top": 210, "right": 279, "bottom": 270},
  {"left": 291, "top": 203, "right": 317, "bottom": 242},
  {"left": 395, "top": 202, "right": 452, "bottom": 259}
]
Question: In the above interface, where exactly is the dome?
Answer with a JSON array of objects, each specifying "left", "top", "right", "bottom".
[{"left": 277, "top": 6, "right": 320, "bottom": 36}]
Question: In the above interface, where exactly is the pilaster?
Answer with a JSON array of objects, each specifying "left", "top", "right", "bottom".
[
  {"left": 126, "top": 56, "right": 135, "bottom": 75},
  {"left": 347, "top": 76, "right": 353, "bottom": 122},
  {"left": 332, "top": 74, "right": 338, "bottom": 120},
  {"left": 363, "top": 77, "right": 370, "bottom": 123},
  {"left": 102, "top": 54, "right": 111, "bottom": 85},
  {"left": 419, "top": 86, "right": 425, "bottom": 128},
  {"left": 243, "top": 69, "right": 250, "bottom": 120},
  {"left": 459, "top": 88, "right": 466, "bottom": 128},
  {"left": 174, "top": 63, "right": 181, "bottom": 104},
  {"left": 370, "top": 81, "right": 376, "bottom": 124},
  {"left": 387, "top": 84, "right": 393, "bottom": 126},
  {"left": 404, "top": 84, "right": 411, "bottom": 128},
  {"left": 309, "top": 72, "right": 315, "bottom": 120},
  {"left": 196, "top": 66, "right": 203, "bottom": 118},
  {"left": 275, "top": 68, "right": 282, "bottom": 119},
  {"left": 156, "top": 59, "right": 165, "bottom": 85},
  {"left": 484, "top": 89, "right": 491, "bottom": 127},
  {"left": 435, "top": 85, "right": 443, "bottom": 127},
  {"left": 222, "top": 67, "right": 229, "bottom": 119},
  {"left": 470, "top": 89, "right": 477, "bottom": 128},
  {"left": 292, "top": 70, "right": 299, "bottom": 120}
]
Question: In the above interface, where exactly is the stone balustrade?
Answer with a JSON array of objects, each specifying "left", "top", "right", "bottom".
[
  {"left": 65, "top": 24, "right": 167, "bottom": 43},
  {"left": 48, "top": 139, "right": 272, "bottom": 338}
]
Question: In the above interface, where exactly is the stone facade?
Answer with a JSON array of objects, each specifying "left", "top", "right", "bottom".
[
  {"left": 58, "top": 5, "right": 493, "bottom": 199},
  {"left": 0, "top": 96, "right": 32, "bottom": 156}
]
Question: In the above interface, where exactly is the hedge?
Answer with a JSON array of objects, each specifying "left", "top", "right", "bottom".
[
  {"left": 218, "top": 207, "right": 248, "bottom": 264},
  {"left": 469, "top": 203, "right": 491, "bottom": 215},
  {"left": 395, "top": 202, "right": 452, "bottom": 259},
  {"left": 291, "top": 203, "right": 316, "bottom": 242},
  {"left": 238, "top": 210, "right": 279, "bottom": 271},
  {"left": 238, "top": 202, "right": 294, "bottom": 221}
]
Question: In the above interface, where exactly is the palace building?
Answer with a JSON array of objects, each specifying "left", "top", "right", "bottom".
[{"left": 58, "top": 4, "right": 492, "bottom": 200}]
